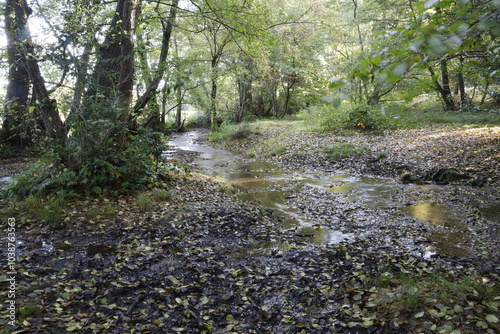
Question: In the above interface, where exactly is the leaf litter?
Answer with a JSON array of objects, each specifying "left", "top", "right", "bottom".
[{"left": 1, "top": 124, "right": 499, "bottom": 333}]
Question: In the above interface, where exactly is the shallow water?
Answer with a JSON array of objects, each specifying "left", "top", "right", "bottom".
[{"left": 166, "top": 130, "right": 498, "bottom": 256}]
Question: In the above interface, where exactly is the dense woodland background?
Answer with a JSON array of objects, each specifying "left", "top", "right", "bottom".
[{"left": 0, "top": 0, "right": 499, "bottom": 197}]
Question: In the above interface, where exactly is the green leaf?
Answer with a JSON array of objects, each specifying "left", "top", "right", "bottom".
[
  {"left": 427, "top": 35, "right": 447, "bottom": 55},
  {"left": 415, "top": 311, "right": 425, "bottom": 318},
  {"left": 328, "top": 79, "right": 344, "bottom": 90},
  {"left": 476, "top": 321, "right": 488, "bottom": 329},
  {"left": 332, "top": 98, "right": 342, "bottom": 108},
  {"left": 486, "top": 314, "right": 499, "bottom": 323},
  {"left": 424, "top": 0, "right": 439, "bottom": 9}
]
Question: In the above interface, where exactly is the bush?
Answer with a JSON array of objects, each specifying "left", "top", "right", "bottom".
[
  {"left": 3, "top": 129, "right": 168, "bottom": 198},
  {"left": 300, "top": 103, "right": 400, "bottom": 132}
]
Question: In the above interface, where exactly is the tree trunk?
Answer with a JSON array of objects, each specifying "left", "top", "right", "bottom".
[
  {"left": 86, "top": 0, "right": 136, "bottom": 150},
  {"left": 210, "top": 77, "right": 218, "bottom": 129},
  {"left": 236, "top": 58, "right": 253, "bottom": 123},
  {"left": 428, "top": 60, "right": 457, "bottom": 111},
  {"left": 3, "top": 0, "right": 66, "bottom": 145},
  {"left": 25, "top": 50, "right": 67, "bottom": 143},
  {"left": 133, "top": 0, "right": 179, "bottom": 117},
  {"left": 3, "top": 0, "right": 32, "bottom": 147},
  {"left": 439, "top": 59, "right": 456, "bottom": 111},
  {"left": 457, "top": 56, "right": 467, "bottom": 109}
]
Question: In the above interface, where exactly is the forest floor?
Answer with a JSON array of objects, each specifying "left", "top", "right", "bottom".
[{"left": 0, "top": 122, "right": 499, "bottom": 333}]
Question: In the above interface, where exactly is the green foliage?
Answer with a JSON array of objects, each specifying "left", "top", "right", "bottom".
[
  {"left": 323, "top": 143, "right": 367, "bottom": 161},
  {"left": 386, "top": 272, "right": 498, "bottom": 314},
  {"left": 268, "top": 145, "right": 287, "bottom": 157},
  {"left": 4, "top": 129, "right": 168, "bottom": 198},
  {"left": 19, "top": 303, "right": 41, "bottom": 317},
  {"left": 209, "top": 122, "right": 258, "bottom": 142},
  {"left": 149, "top": 189, "right": 172, "bottom": 201},
  {"left": 391, "top": 101, "right": 500, "bottom": 128},
  {"left": 300, "top": 104, "right": 400, "bottom": 132},
  {"left": 0, "top": 140, "right": 17, "bottom": 158}
]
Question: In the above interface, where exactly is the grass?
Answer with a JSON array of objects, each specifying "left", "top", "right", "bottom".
[
  {"left": 269, "top": 145, "right": 287, "bottom": 156},
  {"left": 85, "top": 204, "right": 117, "bottom": 219},
  {"left": 137, "top": 190, "right": 172, "bottom": 212},
  {"left": 19, "top": 303, "right": 41, "bottom": 317},
  {"left": 209, "top": 122, "right": 258, "bottom": 142},
  {"left": 247, "top": 139, "right": 288, "bottom": 158},
  {"left": 323, "top": 143, "right": 367, "bottom": 161},
  {"left": 8, "top": 195, "right": 66, "bottom": 223},
  {"left": 137, "top": 193, "right": 154, "bottom": 212},
  {"left": 379, "top": 272, "right": 498, "bottom": 315},
  {"left": 394, "top": 109, "right": 500, "bottom": 128}
]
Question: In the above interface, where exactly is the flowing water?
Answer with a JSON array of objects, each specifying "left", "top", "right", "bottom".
[{"left": 166, "top": 130, "right": 498, "bottom": 257}]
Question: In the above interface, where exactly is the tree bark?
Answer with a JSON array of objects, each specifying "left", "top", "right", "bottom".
[
  {"left": 3, "top": 0, "right": 32, "bottom": 147},
  {"left": 236, "top": 58, "right": 253, "bottom": 123},
  {"left": 457, "top": 56, "right": 467, "bottom": 108},
  {"left": 86, "top": 0, "right": 136, "bottom": 150}
]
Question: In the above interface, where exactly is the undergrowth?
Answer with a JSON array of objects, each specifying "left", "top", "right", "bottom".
[
  {"left": 299, "top": 102, "right": 500, "bottom": 132},
  {"left": 2, "top": 129, "right": 168, "bottom": 199},
  {"left": 323, "top": 143, "right": 367, "bottom": 161}
]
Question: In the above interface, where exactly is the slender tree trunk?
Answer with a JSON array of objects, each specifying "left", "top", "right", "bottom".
[
  {"left": 457, "top": 56, "right": 467, "bottom": 108},
  {"left": 480, "top": 81, "right": 489, "bottom": 106},
  {"left": 133, "top": 0, "right": 179, "bottom": 117},
  {"left": 210, "top": 76, "right": 218, "bottom": 128},
  {"left": 439, "top": 59, "right": 456, "bottom": 111},
  {"left": 236, "top": 58, "right": 253, "bottom": 123}
]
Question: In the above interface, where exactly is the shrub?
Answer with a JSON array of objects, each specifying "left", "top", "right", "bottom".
[
  {"left": 300, "top": 103, "right": 400, "bottom": 132},
  {"left": 3, "top": 129, "right": 168, "bottom": 198},
  {"left": 346, "top": 104, "right": 399, "bottom": 131}
]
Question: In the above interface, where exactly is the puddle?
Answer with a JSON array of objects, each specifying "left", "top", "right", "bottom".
[
  {"left": 0, "top": 176, "right": 12, "bottom": 183},
  {"left": 31, "top": 242, "right": 116, "bottom": 256},
  {"left": 306, "top": 174, "right": 399, "bottom": 209},
  {"left": 401, "top": 201, "right": 471, "bottom": 257},
  {"left": 0, "top": 176, "right": 13, "bottom": 189},
  {"left": 401, "top": 201, "right": 462, "bottom": 226}
]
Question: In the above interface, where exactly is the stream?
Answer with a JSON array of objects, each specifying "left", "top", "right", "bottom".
[{"left": 166, "top": 130, "right": 497, "bottom": 258}]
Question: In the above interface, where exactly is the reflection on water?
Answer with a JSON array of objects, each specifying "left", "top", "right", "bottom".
[
  {"left": 402, "top": 201, "right": 470, "bottom": 257},
  {"left": 401, "top": 202, "right": 461, "bottom": 225}
]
